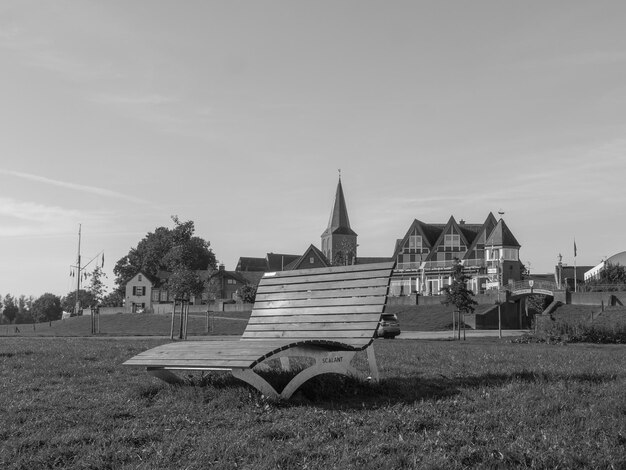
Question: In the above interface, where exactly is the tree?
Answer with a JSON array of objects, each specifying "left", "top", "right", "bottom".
[
  {"left": 113, "top": 216, "right": 216, "bottom": 294},
  {"left": 526, "top": 294, "right": 550, "bottom": 315},
  {"left": 89, "top": 266, "right": 107, "bottom": 304},
  {"left": 595, "top": 263, "right": 626, "bottom": 284},
  {"left": 31, "top": 293, "right": 63, "bottom": 323},
  {"left": 62, "top": 290, "right": 97, "bottom": 315},
  {"left": 15, "top": 295, "right": 34, "bottom": 324},
  {"left": 332, "top": 238, "right": 357, "bottom": 266},
  {"left": 238, "top": 284, "right": 257, "bottom": 303},
  {"left": 101, "top": 291, "right": 124, "bottom": 307},
  {"left": 167, "top": 269, "right": 206, "bottom": 301},
  {"left": 441, "top": 259, "right": 478, "bottom": 338},
  {"left": 441, "top": 259, "right": 478, "bottom": 314},
  {"left": 2, "top": 294, "right": 18, "bottom": 324}
]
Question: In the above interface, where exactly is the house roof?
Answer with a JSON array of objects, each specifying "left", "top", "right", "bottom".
[
  {"left": 208, "top": 269, "right": 249, "bottom": 284},
  {"left": 266, "top": 253, "right": 300, "bottom": 271},
  {"left": 236, "top": 257, "right": 267, "bottom": 272},
  {"left": 130, "top": 271, "right": 158, "bottom": 285},
  {"left": 321, "top": 177, "right": 357, "bottom": 237},
  {"left": 485, "top": 218, "right": 521, "bottom": 248},
  {"left": 392, "top": 212, "right": 521, "bottom": 260},
  {"left": 284, "top": 244, "right": 330, "bottom": 270},
  {"left": 606, "top": 251, "right": 626, "bottom": 266},
  {"left": 465, "top": 212, "right": 498, "bottom": 255}
]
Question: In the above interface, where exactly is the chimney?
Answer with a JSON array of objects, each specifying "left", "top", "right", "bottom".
[
  {"left": 219, "top": 264, "right": 225, "bottom": 271},
  {"left": 459, "top": 219, "right": 465, "bottom": 225}
]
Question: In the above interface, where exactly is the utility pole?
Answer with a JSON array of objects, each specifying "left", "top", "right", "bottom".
[
  {"left": 69, "top": 225, "right": 104, "bottom": 318},
  {"left": 75, "top": 224, "right": 82, "bottom": 316}
]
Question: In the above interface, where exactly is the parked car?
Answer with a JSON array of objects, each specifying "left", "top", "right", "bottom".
[{"left": 376, "top": 313, "right": 401, "bottom": 339}]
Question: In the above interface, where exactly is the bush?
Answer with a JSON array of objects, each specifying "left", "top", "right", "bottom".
[{"left": 543, "top": 321, "right": 626, "bottom": 344}]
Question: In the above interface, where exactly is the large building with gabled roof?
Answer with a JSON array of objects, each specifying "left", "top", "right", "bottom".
[
  {"left": 235, "top": 176, "right": 523, "bottom": 298},
  {"left": 391, "top": 213, "right": 522, "bottom": 296}
]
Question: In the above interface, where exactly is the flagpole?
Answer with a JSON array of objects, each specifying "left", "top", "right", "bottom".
[{"left": 574, "top": 239, "right": 577, "bottom": 293}]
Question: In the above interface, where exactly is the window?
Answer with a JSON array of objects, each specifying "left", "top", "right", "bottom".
[
  {"left": 444, "top": 234, "right": 460, "bottom": 248},
  {"left": 132, "top": 286, "right": 145, "bottom": 296},
  {"left": 502, "top": 248, "right": 519, "bottom": 261},
  {"left": 227, "top": 279, "right": 237, "bottom": 285},
  {"left": 138, "top": 274, "right": 142, "bottom": 282},
  {"left": 310, "top": 257, "right": 315, "bottom": 264},
  {"left": 409, "top": 235, "right": 422, "bottom": 250}
]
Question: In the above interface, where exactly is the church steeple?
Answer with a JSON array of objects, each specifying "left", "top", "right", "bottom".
[{"left": 321, "top": 174, "right": 357, "bottom": 265}]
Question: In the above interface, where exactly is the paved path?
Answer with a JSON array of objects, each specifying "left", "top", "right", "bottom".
[{"left": 397, "top": 329, "right": 532, "bottom": 340}]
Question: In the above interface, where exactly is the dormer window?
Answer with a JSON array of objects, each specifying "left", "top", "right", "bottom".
[{"left": 444, "top": 234, "right": 460, "bottom": 248}]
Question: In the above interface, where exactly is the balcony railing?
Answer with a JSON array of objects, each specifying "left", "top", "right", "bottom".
[{"left": 396, "top": 259, "right": 486, "bottom": 271}]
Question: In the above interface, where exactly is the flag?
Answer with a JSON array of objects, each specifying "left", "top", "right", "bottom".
[
  {"left": 574, "top": 240, "right": 577, "bottom": 258},
  {"left": 101, "top": 253, "right": 105, "bottom": 268}
]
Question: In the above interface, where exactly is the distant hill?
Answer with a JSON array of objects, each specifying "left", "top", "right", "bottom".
[{"left": 0, "top": 311, "right": 249, "bottom": 337}]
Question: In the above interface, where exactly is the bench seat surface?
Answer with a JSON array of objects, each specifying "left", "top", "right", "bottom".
[{"left": 123, "top": 337, "right": 368, "bottom": 370}]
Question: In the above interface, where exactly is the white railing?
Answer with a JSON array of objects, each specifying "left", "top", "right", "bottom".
[
  {"left": 396, "top": 258, "right": 487, "bottom": 271},
  {"left": 395, "top": 262, "right": 422, "bottom": 270},
  {"left": 509, "top": 280, "right": 559, "bottom": 293}
]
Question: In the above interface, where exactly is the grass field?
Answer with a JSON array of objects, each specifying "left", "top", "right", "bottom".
[{"left": 1, "top": 337, "right": 624, "bottom": 469}]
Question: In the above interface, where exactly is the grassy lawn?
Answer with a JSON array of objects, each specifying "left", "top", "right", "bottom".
[{"left": 1, "top": 338, "right": 624, "bottom": 469}]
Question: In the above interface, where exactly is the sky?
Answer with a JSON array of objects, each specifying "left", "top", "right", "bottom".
[{"left": 1, "top": 1, "right": 626, "bottom": 298}]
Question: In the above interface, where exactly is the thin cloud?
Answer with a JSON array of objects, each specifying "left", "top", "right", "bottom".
[
  {"left": 0, "top": 197, "right": 80, "bottom": 237},
  {"left": 0, "top": 169, "right": 148, "bottom": 204},
  {"left": 0, "top": 197, "right": 79, "bottom": 222}
]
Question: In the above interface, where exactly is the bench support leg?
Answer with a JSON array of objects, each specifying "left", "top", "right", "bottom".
[
  {"left": 366, "top": 344, "right": 380, "bottom": 382},
  {"left": 275, "top": 348, "right": 360, "bottom": 399},
  {"left": 231, "top": 369, "right": 280, "bottom": 400}
]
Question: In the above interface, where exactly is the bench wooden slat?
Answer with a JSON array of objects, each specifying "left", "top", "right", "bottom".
[
  {"left": 257, "top": 277, "right": 390, "bottom": 294},
  {"left": 261, "top": 262, "right": 394, "bottom": 279},
  {"left": 248, "top": 305, "right": 385, "bottom": 317},
  {"left": 259, "top": 267, "right": 392, "bottom": 286},
  {"left": 254, "top": 286, "right": 388, "bottom": 302},
  {"left": 242, "top": 330, "right": 374, "bottom": 339},
  {"left": 244, "top": 321, "right": 378, "bottom": 332},
  {"left": 247, "top": 313, "right": 382, "bottom": 324},
  {"left": 133, "top": 359, "right": 253, "bottom": 368},
  {"left": 252, "top": 295, "right": 386, "bottom": 310}
]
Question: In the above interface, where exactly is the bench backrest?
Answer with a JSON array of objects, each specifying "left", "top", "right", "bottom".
[{"left": 241, "top": 262, "right": 394, "bottom": 349}]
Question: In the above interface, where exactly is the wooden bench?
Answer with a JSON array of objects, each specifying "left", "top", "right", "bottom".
[{"left": 124, "top": 262, "right": 394, "bottom": 400}]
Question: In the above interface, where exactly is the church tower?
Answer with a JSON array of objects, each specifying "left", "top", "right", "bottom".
[{"left": 321, "top": 175, "right": 358, "bottom": 265}]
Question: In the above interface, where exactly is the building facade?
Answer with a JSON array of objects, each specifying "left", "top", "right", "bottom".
[
  {"left": 391, "top": 213, "right": 523, "bottom": 296},
  {"left": 125, "top": 267, "right": 253, "bottom": 312}
]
